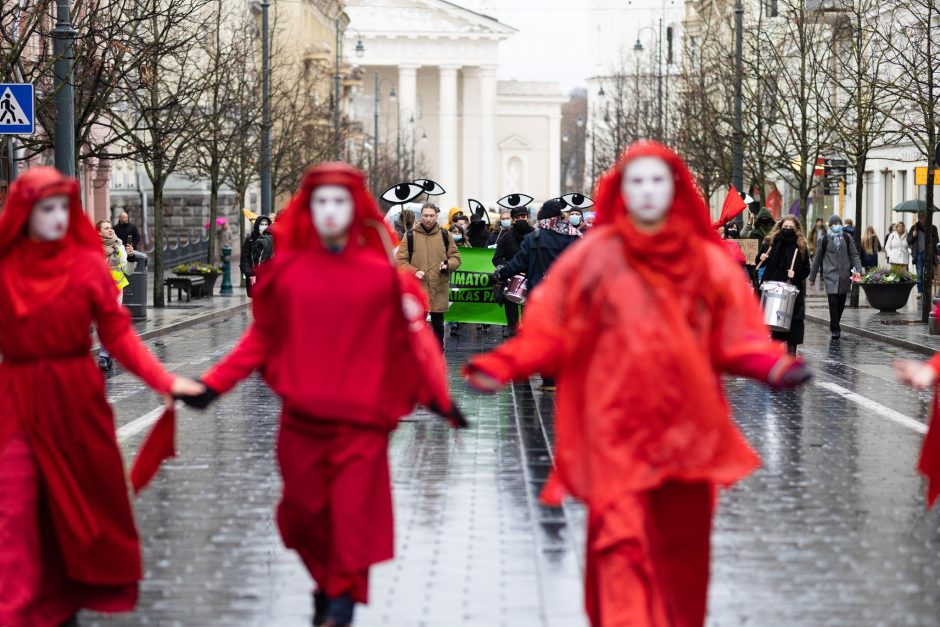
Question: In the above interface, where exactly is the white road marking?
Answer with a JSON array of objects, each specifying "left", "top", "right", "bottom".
[
  {"left": 815, "top": 380, "right": 928, "bottom": 434},
  {"left": 117, "top": 405, "right": 167, "bottom": 443}
]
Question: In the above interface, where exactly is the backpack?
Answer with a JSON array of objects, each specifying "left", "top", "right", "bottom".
[{"left": 407, "top": 229, "right": 450, "bottom": 263}]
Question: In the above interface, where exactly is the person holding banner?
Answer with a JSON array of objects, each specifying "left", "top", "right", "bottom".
[
  {"left": 466, "top": 141, "right": 810, "bottom": 627},
  {"left": 181, "top": 163, "right": 466, "bottom": 627},
  {"left": 0, "top": 167, "right": 203, "bottom": 627},
  {"left": 757, "top": 216, "right": 811, "bottom": 354}
]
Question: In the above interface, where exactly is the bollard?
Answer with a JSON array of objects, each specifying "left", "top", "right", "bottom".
[{"left": 220, "top": 246, "right": 233, "bottom": 296}]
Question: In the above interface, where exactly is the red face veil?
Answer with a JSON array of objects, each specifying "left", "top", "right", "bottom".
[
  {"left": 276, "top": 162, "right": 397, "bottom": 258},
  {"left": 0, "top": 167, "right": 101, "bottom": 318}
]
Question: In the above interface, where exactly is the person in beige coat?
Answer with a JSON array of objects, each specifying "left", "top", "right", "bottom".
[{"left": 397, "top": 203, "right": 461, "bottom": 346}]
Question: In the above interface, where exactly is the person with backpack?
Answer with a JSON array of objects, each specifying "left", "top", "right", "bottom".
[
  {"left": 809, "top": 215, "right": 863, "bottom": 339},
  {"left": 397, "top": 202, "right": 461, "bottom": 347}
]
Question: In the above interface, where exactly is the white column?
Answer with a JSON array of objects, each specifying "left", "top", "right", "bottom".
[
  {"left": 478, "top": 65, "right": 498, "bottom": 205},
  {"left": 461, "top": 67, "right": 482, "bottom": 207},
  {"left": 438, "top": 65, "right": 460, "bottom": 209},
  {"left": 548, "top": 111, "right": 562, "bottom": 197},
  {"left": 397, "top": 64, "right": 419, "bottom": 178}
]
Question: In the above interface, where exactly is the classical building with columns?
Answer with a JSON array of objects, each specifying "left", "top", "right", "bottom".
[{"left": 344, "top": 0, "right": 566, "bottom": 211}]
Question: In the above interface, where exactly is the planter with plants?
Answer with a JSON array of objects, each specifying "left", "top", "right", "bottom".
[
  {"left": 172, "top": 263, "right": 222, "bottom": 296},
  {"left": 858, "top": 267, "right": 917, "bottom": 313}
]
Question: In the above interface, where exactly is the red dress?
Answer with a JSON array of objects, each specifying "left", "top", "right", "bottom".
[
  {"left": 0, "top": 169, "right": 175, "bottom": 626},
  {"left": 467, "top": 142, "right": 798, "bottom": 627},
  {"left": 201, "top": 163, "right": 458, "bottom": 604}
]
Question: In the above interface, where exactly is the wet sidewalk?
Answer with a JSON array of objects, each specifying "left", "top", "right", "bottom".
[
  {"left": 805, "top": 288, "right": 940, "bottom": 356},
  {"left": 123, "top": 282, "right": 249, "bottom": 344}
]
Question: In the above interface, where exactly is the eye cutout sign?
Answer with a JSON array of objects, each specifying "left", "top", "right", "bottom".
[
  {"left": 381, "top": 183, "right": 425, "bottom": 204},
  {"left": 496, "top": 193, "right": 534, "bottom": 210},
  {"left": 557, "top": 192, "right": 594, "bottom": 209},
  {"left": 413, "top": 179, "right": 445, "bottom": 196}
]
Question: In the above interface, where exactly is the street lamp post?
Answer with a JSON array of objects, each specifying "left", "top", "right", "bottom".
[
  {"left": 372, "top": 74, "right": 395, "bottom": 196},
  {"left": 52, "top": 0, "right": 77, "bottom": 176},
  {"left": 576, "top": 115, "right": 584, "bottom": 190},
  {"left": 732, "top": 0, "right": 745, "bottom": 195},
  {"left": 333, "top": 16, "right": 342, "bottom": 160},
  {"left": 260, "top": 0, "right": 271, "bottom": 215},
  {"left": 633, "top": 25, "right": 661, "bottom": 141}
]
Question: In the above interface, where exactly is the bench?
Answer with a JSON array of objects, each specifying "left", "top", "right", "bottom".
[{"left": 164, "top": 275, "right": 206, "bottom": 303}]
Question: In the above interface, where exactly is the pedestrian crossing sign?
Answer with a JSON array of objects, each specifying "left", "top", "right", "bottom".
[{"left": 0, "top": 84, "right": 34, "bottom": 135}]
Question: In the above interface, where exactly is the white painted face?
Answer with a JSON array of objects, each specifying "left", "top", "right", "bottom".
[
  {"left": 309, "top": 185, "right": 354, "bottom": 239},
  {"left": 620, "top": 157, "right": 675, "bottom": 225},
  {"left": 29, "top": 195, "right": 70, "bottom": 242}
]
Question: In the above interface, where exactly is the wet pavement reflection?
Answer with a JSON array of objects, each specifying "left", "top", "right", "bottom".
[{"left": 86, "top": 316, "right": 940, "bottom": 626}]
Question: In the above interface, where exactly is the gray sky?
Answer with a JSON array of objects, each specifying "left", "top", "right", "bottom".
[{"left": 462, "top": 0, "right": 592, "bottom": 92}]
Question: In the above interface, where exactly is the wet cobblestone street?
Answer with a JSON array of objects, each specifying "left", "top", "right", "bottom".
[{"left": 86, "top": 313, "right": 940, "bottom": 626}]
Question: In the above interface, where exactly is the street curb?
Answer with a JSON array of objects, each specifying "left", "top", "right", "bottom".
[
  {"left": 805, "top": 313, "right": 936, "bottom": 357},
  {"left": 93, "top": 301, "right": 250, "bottom": 356}
]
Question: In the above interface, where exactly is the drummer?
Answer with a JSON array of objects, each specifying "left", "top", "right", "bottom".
[{"left": 757, "top": 215, "right": 811, "bottom": 355}]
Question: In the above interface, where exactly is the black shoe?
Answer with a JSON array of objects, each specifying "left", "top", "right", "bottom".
[
  {"left": 59, "top": 616, "right": 80, "bottom": 627},
  {"left": 97, "top": 356, "right": 113, "bottom": 372},
  {"left": 313, "top": 591, "right": 328, "bottom": 626},
  {"left": 323, "top": 594, "right": 355, "bottom": 626},
  {"left": 831, "top": 331, "right": 841, "bottom": 339},
  {"left": 502, "top": 327, "right": 510, "bottom": 338}
]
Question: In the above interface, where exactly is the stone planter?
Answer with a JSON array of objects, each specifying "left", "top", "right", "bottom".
[
  {"left": 859, "top": 281, "right": 916, "bottom": 313},
  {"left": 174, "top": 272, "right": 219, "bottom": 297}
]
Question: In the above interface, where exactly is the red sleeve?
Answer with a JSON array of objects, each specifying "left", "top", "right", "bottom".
[
  {"left": 92, "top": 263, "right": 174, "bottom": 395},
  {"left": 466, "top": 256, "right": 569, "bottom": 384},
  {"left": 201, "top": 323, "right": 270, "bottom": 394},
  {"left": 928, "top": 353, "right": 940, "bottom": 377}
]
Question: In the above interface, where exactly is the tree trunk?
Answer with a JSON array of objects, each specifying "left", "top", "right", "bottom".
[
  {"left": 924, "top": 162, "right": 936, "bottom": 323},
  {"left": 853, "top": 158, "right": 866, "bottom": 251},
  {"left": 152, "top": 185, "right": 165, "bottom": 307},
  {"left": 237, "top": 185, "right": 248, "bottom": 287},
  {"left": 207, "top": 173, "right": 219, "bottom": 265}
]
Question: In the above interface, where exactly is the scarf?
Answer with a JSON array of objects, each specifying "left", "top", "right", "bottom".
[
  {"left": 1, "top": 238, "right": 77, "bottom": 319},
  {"left": 537, "top": 217, "right": 582, "bottom": 238},
  {"left": 828, "top": 228, "right": 842, "bottom": 250},
  {"left": 102, "top": 233, "right": 123, "bottom": 269}
]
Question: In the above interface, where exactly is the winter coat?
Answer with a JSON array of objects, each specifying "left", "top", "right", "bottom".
[
  {"left": 859, "top": 236, "right": 882, "bottom": 269},
  {"left": 745, "top": 208, "right": 776, "bottom": 242},
  {"left": 809, "top": 231, "right": 863, "bottom": 294},
  {"left": 758, "top": 236, "right": 810, "bottom": 345},
  {"left": 907, "top": 222, "right": 939, "bottom": 259},
  {"left": 886, "top": 232, "right": 911, "bottom": 265},
  {"left": 492, "top": 223, "right": 533, "bottom": 268},
  {"left": 114, "top": 222, "right": 141, "bottom": 249},
  {"left": 240, "top": 235, "right": 256, "bottom": 277},
  {"left": 496, "top": 227, "right": 579, "bottom": 292},
  {"left": 396, "top": 224, "right": 462, "bottom": 313},
  {"left": 252, "top": 232, "right": 274, "bottom": 268}
]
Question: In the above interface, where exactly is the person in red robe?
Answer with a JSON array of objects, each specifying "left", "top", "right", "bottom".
[
  {"left": 465, "top": 141, "right": 811, "bottom": 627},
  {"left": 0, "top": 167, "right": 202, "bottom": 627},
  {"left": 180, "top": 162, "right": 464, "bottom": 627}
]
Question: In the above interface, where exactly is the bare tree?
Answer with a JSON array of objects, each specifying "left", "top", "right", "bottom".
[
  {"left": 878, "top": 0, "right": 940, "bottom": 321},
  {"left": 113, "top": 0, "right": 211, "bottom": 306}
]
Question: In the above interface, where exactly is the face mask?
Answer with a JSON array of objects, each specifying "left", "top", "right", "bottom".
[
  {"left": 258, "top": 223, "right": 268, "bottom": 234},
  {"left": 29, "top": 195, "right": 70, "bottom": 242},
  {"left": 781, "top": 229, "right": 796, "bottom": 240},
  {"left": 569, "top": 215, "right": 582, "bottom": 226},
  {"left": 310, "top": 185, "right": 354, "bottom": 239},
  {"left": 831, "top": 225, "right": 843, "bottom": 234},
  {"left": 453, "top": 233, "right": 463, "bottom": 241},
  {"left": 500, "top": 219, "right": 511, "bottom": 228},
  {"left": 620, "top": 157, "right": 675, "bottom": 225}
]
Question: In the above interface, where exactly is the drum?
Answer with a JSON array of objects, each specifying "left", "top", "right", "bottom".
[
  {"left": 504, "top": 274, "right": 528, "bottom": 304},
  {"left": 759, "top": 281, "right": 800, "bottom": 332}
]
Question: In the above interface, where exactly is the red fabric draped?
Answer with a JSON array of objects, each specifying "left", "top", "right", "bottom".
[
  {"left": 130, "top": 407, "right": 176, "bottom": 495},
  {"left": 0, "top": 167, "right": 102, "bottom": 318}
]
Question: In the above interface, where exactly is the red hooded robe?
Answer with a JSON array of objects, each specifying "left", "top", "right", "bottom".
[
  {"left": 0, "top": 168, "right": 175, "bottom": 627},
  {"left": 200, "top": 163, "right": 459, "bottom": 604},
  {"left": 467, "top": 142, "right": 797, "bottom": 627}
]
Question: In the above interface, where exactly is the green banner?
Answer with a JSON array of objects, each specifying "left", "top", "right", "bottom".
[{"left": 444, "top": 247, "right": 506, "bottom": 325}]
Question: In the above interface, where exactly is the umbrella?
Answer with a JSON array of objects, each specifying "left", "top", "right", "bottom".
[{"left": 893, "top": 199, "right": 940, "bottom": 213}]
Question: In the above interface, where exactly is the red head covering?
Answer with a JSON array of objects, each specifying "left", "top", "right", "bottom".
[
  {"left": 0, "top": 167, "right": 102, "bottom": 318},
  {"left": 276, "top": 162, "right": 397, "bottom": 258}
]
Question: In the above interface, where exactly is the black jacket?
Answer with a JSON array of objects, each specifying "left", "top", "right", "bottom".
[
  {"left": 492, "top": 224, "right": 532, "bottom": 268},
  {"left": 252, "top": 232, "right": 274, "bottom": 267},
  {"left": 759, "top": 236, "right": 810, "bottom": 345},
  {"left": 240, "top": 235, "right": 256, "bottom": 277},
  {"left": 114, "top": 222, "right": 140, "bottom": 249},
  {"left": 496, "top": 228, "right": 579, "bottom": 291}
]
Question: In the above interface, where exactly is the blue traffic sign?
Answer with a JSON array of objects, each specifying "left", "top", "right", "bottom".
[{"left": 0, "top": 83, "right": 34, "bottom": 135}]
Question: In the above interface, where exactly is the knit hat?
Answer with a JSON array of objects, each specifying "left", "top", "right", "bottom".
[
  {"left": 829, "top": 215, "right": 842, "bottom": 226},
  {"left": 537, "top": 198, "right": 565, "bottom": 221}
]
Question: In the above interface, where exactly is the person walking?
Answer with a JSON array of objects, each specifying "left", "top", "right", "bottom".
[
  {"left": 860, "top": 226, "right": 882, "bottom": 271},
  {"left": 397, "top": 203, "right": 461, "bottom": 347},
  {"left": 495, "top": 198, "right": 582, "bottom": 390},
  {"left": 97, "top": 220, "right": 130, "bottom": 371},
  {"left": 757, "top": 216, "right": 811, "bottom": 354},
  {"left": 907, "top": 212, "right": 938, "bottom": 298},
  {"left": 466, "top": 141, "right": 810, "bottom": 627},
  {"left": 0, "top": 167, "right": 202, "bottom": 627},
  {"left": 809, "top": 215, "right": 863, "bottom": 339},
  {"left": 178, "top": 163, "right": 465, "bottom": 627},
  {"left": 492, "top": 207, "right": 534, "bottom": 337},
  {"left": 886, "top": 222, "right": 911, "bottom": 273},
  {"left": 240, "top": 216, "right": 273, "bottom": 296}
]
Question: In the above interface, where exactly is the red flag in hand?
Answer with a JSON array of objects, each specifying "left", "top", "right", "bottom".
[
  {"left": 713, "top": 184, "right": 748, "bottom": 228},
  {"left": 130, "top": 406, "right": 177, "bottom": 494}
]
